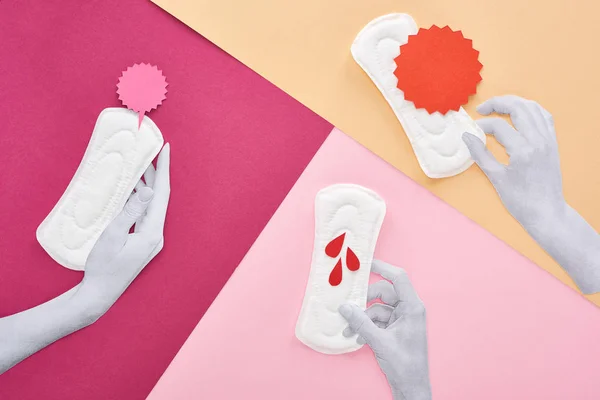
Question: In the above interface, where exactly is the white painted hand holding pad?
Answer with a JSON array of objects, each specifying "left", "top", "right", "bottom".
[
  {"left": 0, "top": 145, "right": 170, "bottom": 374},
  {"left": 296, "top": 184, "right": 386, "bottom": 354},
  {"left": 351, "top": 13, "right": 486, "bottom": 178},
  {"left": 463, "top": 96, "right": 600, "bottom": 294},
  {"left": 340, "top": 261, "right": 431, "bottom": 400},
  {"left": 83, "top": 144, "right": 170, "bottom": 304},
  {"left": 37, "top": 108, "right": 164, "bottom": 270}
]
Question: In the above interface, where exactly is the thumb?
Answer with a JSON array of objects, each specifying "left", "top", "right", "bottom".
[
  {"left": 462, "top": 132, "right": 504, "bottom": 180},
  {"left": 109, "top": 187, "right": 154, "bottom": 237},
  {"left": 339, "top": 304, "right": 381, "bottom": 346}
]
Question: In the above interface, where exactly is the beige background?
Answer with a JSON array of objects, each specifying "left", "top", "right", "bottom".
[{"left": 153, "top": 0, "right": 600, "bottom": 305}]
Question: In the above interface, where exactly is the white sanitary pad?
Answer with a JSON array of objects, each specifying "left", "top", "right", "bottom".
[
  {"left": 296, "top": 184, "right": 386, "bottom": 354},
  {"left": 351, "top": 13, "right": 486, "bottom": 178},
  {"left": 36, "top": 108, "right": 164, "bottom": 270}
]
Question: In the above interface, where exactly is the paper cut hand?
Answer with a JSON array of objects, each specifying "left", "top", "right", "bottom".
[
  {"left": 0, "top": 144, "right": 171, "bottom": 374},
  {"left": 462, "top": 96, "right": 600, "bottom": 294},
  {"left": 339, "top": 260, "right": 431, "bottom": 400}
]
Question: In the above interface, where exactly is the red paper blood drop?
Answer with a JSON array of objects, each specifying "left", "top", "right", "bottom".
[
  {"left": 325, "top": 233, "right": 346, "bottom": 258},
  {"left": 346, "top": 248, "right": 360, "bottom": 271},
  {"left": 394, "top": 25, "right": 483, "bottom": 114},
  {"left": 329, "top": 259, "right": 343, "bottom": 286}
]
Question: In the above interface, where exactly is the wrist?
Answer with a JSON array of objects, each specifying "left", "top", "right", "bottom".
[
  {"left": 73, "top": 280, "right": 114, "bottom": 322},
  {"left": 525, "top": 202, "right": 600, "bottom": 294},
  {"left": 516, "top": 197, "right": 566, "bottom": 241},
  {"left": 391, "top": 384, "right": 432, "bottom": 400},
  {"left": 389, "top": 370, "right": 432, "bottom": 400}
]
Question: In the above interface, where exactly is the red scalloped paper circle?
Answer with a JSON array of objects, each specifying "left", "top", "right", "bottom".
[{"left": 394, "top": 25, "right": 483, "bottom": 114}]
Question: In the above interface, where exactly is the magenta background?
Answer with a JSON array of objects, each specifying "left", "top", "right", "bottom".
[
  {"left": 0, "top": 1, "right": 332, "bottom": 399},
  {"left": 148, "top": 129, "right": 600, "bottom": 400}
]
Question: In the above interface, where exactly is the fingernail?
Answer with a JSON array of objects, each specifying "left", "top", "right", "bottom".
[
  {"left": 338, "top": 304, "right": 352, "bottom": 318},
  {"left": 137, "top": 187, "right": 154, "bottom": 203}
]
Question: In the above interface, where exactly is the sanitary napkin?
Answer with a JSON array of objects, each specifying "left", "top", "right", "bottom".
[
  {"left": 36, "top": 108, "right": 164, "bottom": 270},
  {"left": 351, "top": 13, "right": 486, "bottom": 178},
  {"left": 296, "top": 184, "right": 386, "bottom": 354}
]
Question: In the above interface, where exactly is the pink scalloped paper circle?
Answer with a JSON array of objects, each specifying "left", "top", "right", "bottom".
[{"left": 117, "top": 63, "right": 168, "bottom": 127}]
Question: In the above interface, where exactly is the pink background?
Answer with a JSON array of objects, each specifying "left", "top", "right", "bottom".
[
  {"left": 148, "top": 129, "right": 600, "bottom": 400},
  {"left": 0, "top": 1, "right": 331, "bottom": 399}
]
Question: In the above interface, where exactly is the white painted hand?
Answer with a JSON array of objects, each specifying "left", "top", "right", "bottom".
[
  {"left": 462, "top": 96, "right": 563, "bottom": 225},
  {"left": 80, "top": 143, "right": 171, "bottom": 311},
  {"left": 463, "top": 97, "right": 600, "bottom": 294},
  {"left": 339, "top": 260, "right": 431, "bottom": 400},
  {"left": 0, "top": 144, "right": 171, "bottom": 374}
]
